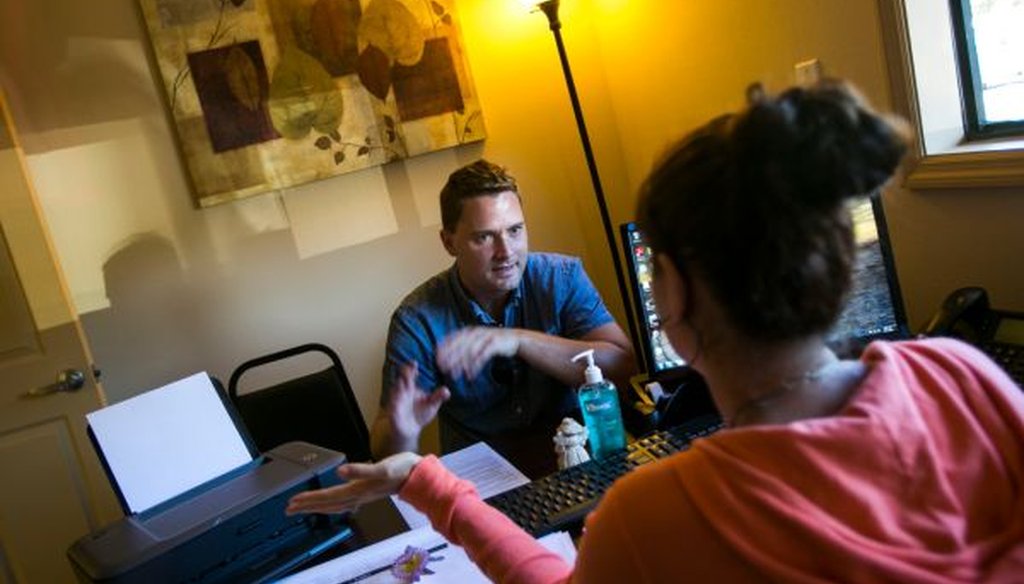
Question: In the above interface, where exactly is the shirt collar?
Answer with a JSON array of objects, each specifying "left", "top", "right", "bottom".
[{"left": 446, "top": 260, "right": 526, "bottom": 326}]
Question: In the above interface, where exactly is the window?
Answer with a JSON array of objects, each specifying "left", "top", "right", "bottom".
[
  {"left": 878, "top": 0, "right": 1024, "bottom": 189},
  {"left": 950, "top": 0, "right": 1024, "bottom": 139}
]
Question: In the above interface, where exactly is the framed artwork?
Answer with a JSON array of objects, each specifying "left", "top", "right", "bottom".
[{"left": 139, "top": 0, "right": 486, "bottom": 207}]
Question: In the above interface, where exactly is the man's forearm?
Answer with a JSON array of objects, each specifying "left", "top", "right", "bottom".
[
  {"left": 370, "top": 414, "right": 420, "bottom": 460},
  {"left": 515, "top": 328, "right": 635, "bottom": 388}
]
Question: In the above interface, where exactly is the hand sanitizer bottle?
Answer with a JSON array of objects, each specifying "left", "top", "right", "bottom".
[{"left": 571, "top": 349, "right": 626, "bottom": 459}]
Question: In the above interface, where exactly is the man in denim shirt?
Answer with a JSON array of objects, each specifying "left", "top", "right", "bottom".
[{"left": 372, "top": 160, "right": 635, "bottom": 475}]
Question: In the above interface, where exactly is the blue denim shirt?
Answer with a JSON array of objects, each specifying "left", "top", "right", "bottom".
[{"left": 382, "top": 252, "right": 614, "bottom": 450}]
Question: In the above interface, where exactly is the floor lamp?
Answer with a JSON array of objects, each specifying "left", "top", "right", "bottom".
[{"left": 526, "top": 0, "right": 643, "bottom": 363}]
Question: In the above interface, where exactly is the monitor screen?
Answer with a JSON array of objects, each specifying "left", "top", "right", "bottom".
[
  {"left": 826, "top": 196, "right": 909, "bottom": 345},
  {"left": 620, "top": 194, "right": 908, "bottom": 376},
  {"left": 621, "top": 222, "right": 688, "bottom": 375}
]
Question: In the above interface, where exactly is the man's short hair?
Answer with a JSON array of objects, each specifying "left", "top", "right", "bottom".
[{"left": 440, "top": 159, "right": 520, "bottom": 232}]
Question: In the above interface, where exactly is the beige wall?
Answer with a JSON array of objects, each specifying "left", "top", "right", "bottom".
[
  {"left": 1, "top": 0, "right": 1021, "bottom": 432},
  {"left": 585, "top": 0, "right": 1024, "bottom": 327}
]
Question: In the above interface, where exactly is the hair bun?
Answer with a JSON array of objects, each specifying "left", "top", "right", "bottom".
[
  {"left": 730, "top": 79, "right": 909, "bottom": 209},
  {"left": 746, "top": 82, "right": 768, "bottom": 105}
]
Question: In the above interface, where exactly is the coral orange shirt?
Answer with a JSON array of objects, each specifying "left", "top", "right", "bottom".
[{"left": 399, "top": 339, "right": 1024, "bottom": 583}]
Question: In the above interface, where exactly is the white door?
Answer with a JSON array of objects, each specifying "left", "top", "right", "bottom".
[{"left": 0, "top": 88, "right": 121, "bottom": 583}]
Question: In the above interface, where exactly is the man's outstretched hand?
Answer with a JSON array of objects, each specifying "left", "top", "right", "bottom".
[{"left": 387, "top": 362, "right": 450, "bottom": 444}]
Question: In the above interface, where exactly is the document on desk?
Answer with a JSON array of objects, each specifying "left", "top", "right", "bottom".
[
  {"left": 275, "top": 526, "right": 576, "bottom": 584},
  {"left": 391, "top": 442, "right": 530, "bottom": 529}
]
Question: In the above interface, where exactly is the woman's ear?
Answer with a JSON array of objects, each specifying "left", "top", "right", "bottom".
[{"left": 653, "top": 253, "right": 687, "bottom": 328}]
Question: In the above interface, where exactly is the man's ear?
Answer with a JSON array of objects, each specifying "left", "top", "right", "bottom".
[
  {"left": 653, "top": 253, "right": 688, "bottom": 327},
  {"left": 439, "top": 229, "right": 457, "bottom": 256}
]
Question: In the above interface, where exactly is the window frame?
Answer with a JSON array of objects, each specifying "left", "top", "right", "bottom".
[
  {"left": 949, "top": 0, "right": 1024, "bottom": 140},
  {"left": 878, "top": 0, "right": 1024, "bottom": 189}
]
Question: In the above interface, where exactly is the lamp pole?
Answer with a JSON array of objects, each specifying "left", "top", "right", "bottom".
[{"left": 534, "top": 0, "right": 643, "bottom": 365}]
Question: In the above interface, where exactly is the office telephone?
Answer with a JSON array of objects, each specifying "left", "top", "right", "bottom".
[{"left": 924, "top": 287, "right": 1024, "bottom": 385}]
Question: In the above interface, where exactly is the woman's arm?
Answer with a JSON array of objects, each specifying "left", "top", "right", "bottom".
[
  {"left": 287, "top": 454, "right": 574, "bottom": 584},
  {"left": 400, "top": 456, "right": 573, "bottom": 584}
]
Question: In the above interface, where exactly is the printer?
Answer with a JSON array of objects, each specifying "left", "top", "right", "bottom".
[
  {"left": 67, "top": 373, "right": 360, "bottom": 583},
  {"left": 68, "top": 441, "right": 352, "bottom": 583}
]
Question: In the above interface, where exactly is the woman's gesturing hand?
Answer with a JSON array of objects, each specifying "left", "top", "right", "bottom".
[{"left": 286, "top": 452, "right": 423, "bottom": 516}]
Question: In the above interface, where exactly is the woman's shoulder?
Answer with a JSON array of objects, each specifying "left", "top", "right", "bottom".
[
  {"left": 863, "top": 337, "right": 1021, "bottom": 398},
  {"left": 866, "top": 336, "right": 987, "bottom": 358}
]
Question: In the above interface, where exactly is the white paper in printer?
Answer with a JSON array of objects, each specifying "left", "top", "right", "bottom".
[{"left": 86, "top": 372, "right": 253, "bottom": 514}]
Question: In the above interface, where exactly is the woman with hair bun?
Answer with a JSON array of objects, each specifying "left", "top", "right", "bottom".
[{"left": 288, "top": 80, "right": 1024, "bottom": 582}]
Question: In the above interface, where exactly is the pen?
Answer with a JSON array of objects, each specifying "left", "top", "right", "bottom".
[{"left": 339, "top": 542, "right": 448, "bottom": 584}]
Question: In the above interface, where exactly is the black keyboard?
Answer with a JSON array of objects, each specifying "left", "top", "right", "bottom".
[
  {"left": 485, "top": 415, "right": 723, "bottom": 536},
  {"left": 981, "top": 341, "right": 1024, "bottom": 387}
]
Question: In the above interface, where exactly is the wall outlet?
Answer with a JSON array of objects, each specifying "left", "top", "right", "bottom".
[{"left": 795, "top": 59, "right": 823, "bottom": 85}]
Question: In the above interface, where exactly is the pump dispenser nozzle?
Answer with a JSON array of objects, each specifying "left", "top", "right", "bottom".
[{"left": 571, "top": 349, "right": 604, "bottom": 385}]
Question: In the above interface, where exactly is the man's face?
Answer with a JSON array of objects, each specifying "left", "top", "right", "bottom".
[{"left": 441, "top": 190, "right": 528, "bottom": 307}]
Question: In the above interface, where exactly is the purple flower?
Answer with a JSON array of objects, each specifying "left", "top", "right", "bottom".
[{"left": 390, "top": 545, "right": 443, "bottom": 582}]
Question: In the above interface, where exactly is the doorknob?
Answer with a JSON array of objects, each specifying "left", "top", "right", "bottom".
[{"left": 25, "top": 369, "right": 87, "bottom": 398}]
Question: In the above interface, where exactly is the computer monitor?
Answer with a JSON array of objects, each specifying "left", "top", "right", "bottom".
[
  {"left": 620, "top": 194, "right": 909, "bottom": 378},
  {"left": 827, "top": 195, "right": 910, "bottom": 347},
  {"left": 620, "top": 222, "right": 687, "bottom": 377}
]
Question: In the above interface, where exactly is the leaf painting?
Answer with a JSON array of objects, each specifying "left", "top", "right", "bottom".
[
  {"left": 224, "top": 46, "right": 262, "bottom": 111},
  {"left": 309, "top": 0, "right": 361, "bottom": 75},
  {"left": 138, "top": 0, "right": 486, "bottom": 207},
  {"left": 358, "top": 0, "right": 424, "bottom": 66},
  {"left": 187, "top": 40, "right": 278, "bottom": 153},
  {"left": 268, "top": 45, "right": 344, "bottom": 139},
  {"left": 357, "top": 43, "right": 392, "bottom": 100}
]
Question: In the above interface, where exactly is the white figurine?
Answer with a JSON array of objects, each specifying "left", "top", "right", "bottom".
[{"left": 553, "top": 417, "right": 590, "bottom": 470}]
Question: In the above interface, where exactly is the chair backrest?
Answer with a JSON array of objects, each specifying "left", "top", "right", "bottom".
[{"left": 227, "top": 343, "right": 372, "bottom": 462}]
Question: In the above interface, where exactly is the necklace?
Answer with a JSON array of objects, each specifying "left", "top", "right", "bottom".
[{"left": 726, "top": 361, "right": 835, "bottom": 428}]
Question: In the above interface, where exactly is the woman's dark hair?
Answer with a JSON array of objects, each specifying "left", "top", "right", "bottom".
[{"left": 636, "top": 79, "right": 910, "bottom": 341}]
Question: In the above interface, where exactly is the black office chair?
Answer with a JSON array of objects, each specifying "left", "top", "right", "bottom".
[{"left": 227, "top": 343, "right": 372, "bottom": 462}]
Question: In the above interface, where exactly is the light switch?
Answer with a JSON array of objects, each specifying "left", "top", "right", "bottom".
[{"left": 795, "top": 59, "right": 823, "bottom": 85}]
